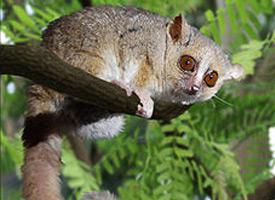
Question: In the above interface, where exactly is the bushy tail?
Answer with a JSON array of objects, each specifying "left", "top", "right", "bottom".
[
  {"left": 22, "top": 85, "right": 64, "bottom": 200},
  {"left": 22, "top": 84, "right": 119, "bottom": 200},
  {"left": 22, "top": 135, "right": 63, "bottom": 200}
]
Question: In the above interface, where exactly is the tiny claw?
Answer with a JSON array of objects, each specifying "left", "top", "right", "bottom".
[
  {"left": 136, "top": 104, "right": 147, "bottom": 117},
  {"left": 111, "top": 81, "right": 154, "bottom": 118},
  {"left": 134, "top": 90, "right": 154, "bottom": 118}
]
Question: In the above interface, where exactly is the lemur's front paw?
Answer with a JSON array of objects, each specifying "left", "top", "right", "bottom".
[
  {"left": 111, "top": 80, "right": 154, "bottom": 118},
  {"left": 135, "top": 90, "right": 154, "bottom": 118}
]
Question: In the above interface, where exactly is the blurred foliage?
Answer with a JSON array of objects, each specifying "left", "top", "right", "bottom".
[
  {"left": 1, "top": 0, "right": 275, "bottom": 199},
  {"left": 62, "top": 140, "right": 100, "bottom": 198},
  {"left": 200, "top": 0, "right": 273, "bottom": 49}
]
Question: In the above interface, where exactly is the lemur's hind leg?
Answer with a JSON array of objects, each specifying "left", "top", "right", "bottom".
[{"left": 22, "top": 84, "right": 65, "bottom": 200}]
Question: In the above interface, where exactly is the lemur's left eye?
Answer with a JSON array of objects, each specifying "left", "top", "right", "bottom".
[
  {"left": 179, "top": 55, "right": 196, "bottom": 71},
  {"left": 204, "top": 70, "right": 218, "bottom": 87}
]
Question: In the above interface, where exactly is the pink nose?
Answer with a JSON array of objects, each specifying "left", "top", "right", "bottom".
[{"left": 187, "top": 85, "right": 200, "bottom": 95}]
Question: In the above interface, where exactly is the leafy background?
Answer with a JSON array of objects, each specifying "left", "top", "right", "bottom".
[{"left": 1, "top": 0, "right": 275, "bottom": 199}]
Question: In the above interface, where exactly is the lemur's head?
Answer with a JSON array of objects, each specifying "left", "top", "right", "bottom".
[{"left": 165, "top": 15, "right": 244, "bottom": 105}]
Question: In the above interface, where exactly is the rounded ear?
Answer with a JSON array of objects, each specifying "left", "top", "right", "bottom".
[
  {"left": 225, "top": 64, "right": 245, "bottom": 81},
  {"left": 167, "top": 14, "right": 191, "bottom": 44}
]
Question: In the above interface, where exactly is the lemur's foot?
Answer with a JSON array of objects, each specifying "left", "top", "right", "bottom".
[
  {"left": 111, "top": 80, "right": 154, "bottom": 118},
  {"left": 111, "top": 80, "right": 133, "bottom": 96}
]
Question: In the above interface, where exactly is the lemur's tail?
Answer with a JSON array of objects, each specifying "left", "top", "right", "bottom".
[
  {"left": 22, "top": 134, "right": 63, "bottom": 200},
  {"left": 22, "top": 84, "right": 64, "bottom": 200},
  {"left": 22, "top": 84, "right": 119, "bottom": 200}
]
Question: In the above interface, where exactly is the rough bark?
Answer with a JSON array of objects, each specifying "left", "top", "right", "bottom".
[{"left": 0, "top": 44, "right": 189, "bottom": 120}]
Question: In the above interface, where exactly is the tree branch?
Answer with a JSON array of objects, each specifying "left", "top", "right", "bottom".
[{"left": 0, "top": 45, "right": 189, "bottom": 120}]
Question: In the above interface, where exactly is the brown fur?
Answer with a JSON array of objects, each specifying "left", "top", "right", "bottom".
[
  {"left": 22, "top": 113, "right": 61, "bottom": 147},
  {"left": 22, "top": 135, "right": 63, "bottom": 200},
  {"left": 23, "top": 84, "right": 65, "bottom": 200},
  {"left": 134, "top": 56, "right": 152, "bottom": 88},
  {"left": 23, "top": 84, "right": 65, "bottom": 146}
]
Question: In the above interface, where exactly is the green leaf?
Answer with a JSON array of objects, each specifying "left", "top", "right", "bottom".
[
  {"left": 161, "top": 124, "right": 175, "bottom": 132},
  {"left": 176, "top": 124, "right": 192, "bottom": 133},
  {"left": 154, "top": 183, "right": 172, "bottom": 195},
  {"left": 45, "top": 7, "right": 60, "bottom": 19},
  {"left": 260, "top": 0, "right": 273, "bottom": 14},
  {"left": 174, "top": 148, "right": 193, "bottom": 158},
  {"left": 244, "top": 23, "right": 258, "bottom": 39},
  {"left": 1, "top": 25, "right": 16, "bottom": 42},
  {"left": 13, "top": 5, "right": 39, "bottom": 33},
  {"left": 33, "top": 7, "right": 55, "bottom": 21},
  {"left": 110, "top": 152, "right": 120, "bottom": 168},
  {"left": 62, "top": 141, "right": 99, "bottom": 192},
  {"left": 236, "top": 0, "right": 248, "bottom": 23},
  {"left": 157, "top": 171, "right": 171, "bottom": 183},
  {"left": 0, "top": 131, "right": 23, "bottom": 167},
  {"left": 226, "top": 0, "right": 238, "bottom": 35},
  {"left": 102, "top": 159, "right": 114, "bottom": 174},
  {"left": 205, "top": 10, "right": 221, "bottom": 44},
  {"left": 156, "top": 163, "right": 170, "bottom": 173},
  {"left": 159, "top": 148, "right": 173, "bottom": 157},
  {"left": 33, "top": 16, "right": 48, "bottom": 26},
  {"left": 217, "top": 9, "right": 226, "bottom": 35},
  {"left": 10, "top": 20, "right": 25, "bottom": 32},
  {"left": 232, "top": 40, "right": 265, "bottom": 75}
]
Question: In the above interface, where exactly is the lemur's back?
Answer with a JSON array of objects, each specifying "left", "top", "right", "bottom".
[{"left": 42, "top": 6, "right": 168, "bottom": 79}]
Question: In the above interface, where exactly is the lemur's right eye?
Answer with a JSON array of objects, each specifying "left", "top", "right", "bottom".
[
  {"left": 204, "top": 70, "right": 218, "bottom": 87},
  {"left": 179, "top": 55, "right": 197, "bottom": 71}
]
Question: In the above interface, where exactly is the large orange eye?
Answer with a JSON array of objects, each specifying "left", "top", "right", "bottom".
[
  {"left": 179, "top": 55, "right": 196, "bottom": 71},
  {"left": 204, "top": 70, "right": 219, "bottom": 87}
]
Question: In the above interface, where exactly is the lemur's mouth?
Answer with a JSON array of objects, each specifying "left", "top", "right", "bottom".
[{"left": 185, "top": 90, "right": 197, "bottom": 95}]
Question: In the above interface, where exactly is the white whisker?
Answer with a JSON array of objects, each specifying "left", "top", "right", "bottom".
[
  {"left": 213, "top": 95, "right": 233, "bottom": 107},
  {"left": 210, "top": 99, "right": 216, "bottom": 108}
]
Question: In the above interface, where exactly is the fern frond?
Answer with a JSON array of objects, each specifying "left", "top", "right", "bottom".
[{"left": 62, "top": 140, "right": 100, "bottom": 199}]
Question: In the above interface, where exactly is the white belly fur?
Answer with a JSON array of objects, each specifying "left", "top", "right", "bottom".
[
  {"left": 100, "top": 49, "right": 139, "bottom": 86},
  {"left": 76, "top": 50, "right": 138, "bottom": 139},
  {"left": 77, "top": 115, "right": 124, "bottom": 139}
]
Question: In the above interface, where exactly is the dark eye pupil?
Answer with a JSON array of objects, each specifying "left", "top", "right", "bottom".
[{"left": 185, "top": 60, "right": 191, "bottom": 65}]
